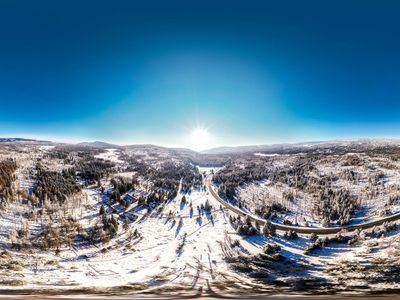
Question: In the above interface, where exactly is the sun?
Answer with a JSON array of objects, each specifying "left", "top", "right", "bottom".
[
  {"left": 189, "top": 127, "right": 211, "bottom": 151},
  {"left": 192, "top": 128, "right": 209, "bottom": 141}
]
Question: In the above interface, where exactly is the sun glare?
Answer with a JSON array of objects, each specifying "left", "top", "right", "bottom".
[{"left": 189, "top": 127, "right": 211, "bottom": 151}]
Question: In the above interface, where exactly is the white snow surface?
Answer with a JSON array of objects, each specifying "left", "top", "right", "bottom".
[{"left": 95, "top": 149, "right": 124, "bottom": 164}]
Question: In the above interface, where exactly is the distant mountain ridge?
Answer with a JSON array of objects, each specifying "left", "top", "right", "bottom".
[
  {"left": 4, "top": 137, "right": 400, "bottom": 154},
  {"left": 76, "top": 141, "right": 121, "bottom": 149},
  {"left": 0, "top": 137, "right": 50, "bottom": 143},
  {"left": 200, "top": 142, "right": 322, "bottom": 154},
  {"left": 201, "top": 139, "right": 400, "bottom": 155}
]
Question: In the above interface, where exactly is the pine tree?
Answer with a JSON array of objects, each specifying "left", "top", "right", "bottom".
[
  {"left": 99, "top": 205, "right": 105, "bottom": 215},
  {"left": 262, "top": 220, "right": 276, "bottom": 236},
  {"left": 123, "top": 218, "right": 129, "bottom": 232}
]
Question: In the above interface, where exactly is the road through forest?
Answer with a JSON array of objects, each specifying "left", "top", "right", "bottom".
[{"left": 206, "top": 177, "right": 400, "bottom": 235}]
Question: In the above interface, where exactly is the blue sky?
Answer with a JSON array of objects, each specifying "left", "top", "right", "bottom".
[{"left": 0, "top": 0, "right": 400, "bottom": 149}]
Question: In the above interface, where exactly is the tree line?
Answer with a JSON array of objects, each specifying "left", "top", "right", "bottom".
[
  {"left": 0, "top": 159, "right": 17, "bottom": 203},
  {"left": 33, "top": 165, "right": 81, "bottom": 205}
]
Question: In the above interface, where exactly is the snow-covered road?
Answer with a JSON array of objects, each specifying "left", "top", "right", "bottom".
[{"left": 206, "top": 176, "right": 400, "bottom": 235}]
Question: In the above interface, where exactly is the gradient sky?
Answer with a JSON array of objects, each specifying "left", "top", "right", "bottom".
[{"left": 1, "top": 0, "right": 400, "bottom": 149}]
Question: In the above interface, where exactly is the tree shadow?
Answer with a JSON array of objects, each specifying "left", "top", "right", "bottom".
[
  {"left": 175, "top": 224, "right": 182, "bottom": 237},
  {"left": 243, "top": 234, "right": 267, "bottom": 248},
  {"left": 205, "top": 212, "right": 214, "bottom": 226},
  {"left": 169, "top": 219, "right": 176, "bottom": 230}
]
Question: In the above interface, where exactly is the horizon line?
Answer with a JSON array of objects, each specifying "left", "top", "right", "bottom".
[{"left": 2, "top": 135, "right": 400, "bottom": 153}]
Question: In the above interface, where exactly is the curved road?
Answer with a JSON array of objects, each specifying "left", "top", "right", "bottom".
[{"left": 206, "top": 177, "right": 400, "bottom": 235}]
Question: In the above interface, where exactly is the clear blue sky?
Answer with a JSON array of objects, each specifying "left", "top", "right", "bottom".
[{"left": 0, "top": 0, "right": 400, "bottom": 149}]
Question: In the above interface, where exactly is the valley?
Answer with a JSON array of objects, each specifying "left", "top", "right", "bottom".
[{"left": 1, "top": 140, "right": 400, "bottom": 296}]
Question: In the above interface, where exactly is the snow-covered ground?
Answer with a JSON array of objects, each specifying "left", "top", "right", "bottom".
[
  {"left": 254, "top": 152, "right": 281, "bottom": 157},
  {"left": 95, "top": 149, "right": 124, "bottom": 164},
  {"left": 0, "top": 184, "right": 257, "bottom": 293},
  {"left": 234, "top": 152, "right": 400, "bottom": 227},
  {"left": 2, "top": 143, "right": 400, "bottom": 295}
]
